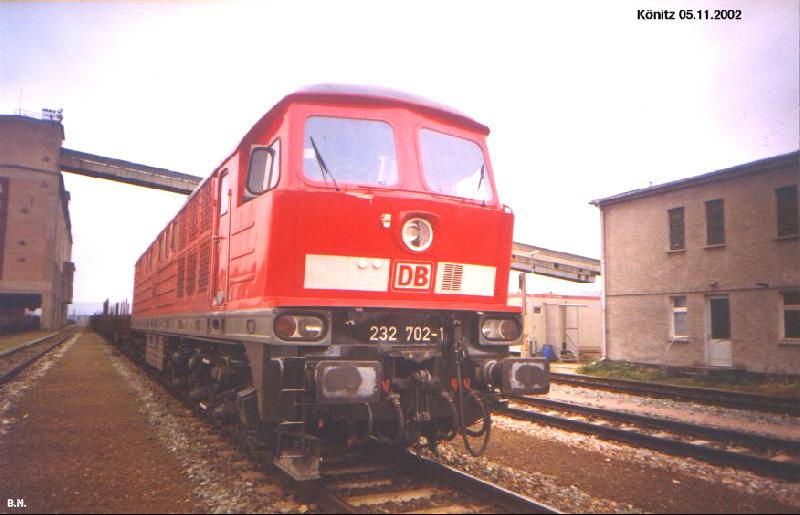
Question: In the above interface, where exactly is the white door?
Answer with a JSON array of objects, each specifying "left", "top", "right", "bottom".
[
  {"left": 544, "top": 304, "right": 561, "bottom": 349},
  {"left": 707, "top": 295, "right": 732, "bottom": 367},
  {"left": 565, "top": 305, "right": 580, "bottom": 356}
]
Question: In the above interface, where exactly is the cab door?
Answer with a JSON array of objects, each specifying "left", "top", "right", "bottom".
[{"left": 214, "top": 171, "right": 232, "bottom": 306}]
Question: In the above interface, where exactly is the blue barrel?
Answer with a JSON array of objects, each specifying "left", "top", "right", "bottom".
[{"left": 542, "top": 344, "right": 557, "bottom": 361}]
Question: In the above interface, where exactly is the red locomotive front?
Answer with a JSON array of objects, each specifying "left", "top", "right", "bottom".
[{"left": 129, "top": 85, "right": 549, "bottom": 480}]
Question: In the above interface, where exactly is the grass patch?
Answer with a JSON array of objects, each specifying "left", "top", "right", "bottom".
[
  {"left": 577, "top": 360, "right": 800, "bottom": 399},
  {"left": 672, "top": 371, "right": 800, "bottom": 398},
  {"left": 577, "top": 360, "right": 669, "bottom": 381}
]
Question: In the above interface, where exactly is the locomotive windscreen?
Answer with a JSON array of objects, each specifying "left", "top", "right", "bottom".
[{"left": 303, "top": 116, "right": 398, "bottom": 187}]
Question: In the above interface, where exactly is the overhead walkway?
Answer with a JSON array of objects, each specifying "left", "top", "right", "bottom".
[
  {"left": 60, "top": 148, "right": 201, "bottom": 195},
  {"left": 512, "top": 241, "right": 600, "bottom": 283}
]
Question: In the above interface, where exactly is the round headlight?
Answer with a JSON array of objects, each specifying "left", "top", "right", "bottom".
[
  {"left": 481, "top": 318, "right": 521, "bottom": 342},
  {"left": 402, "top": 218, "right": 433, "bottom": 252},
  {"left": 498, "top": 319, "right": 521, "bottom": 340}
]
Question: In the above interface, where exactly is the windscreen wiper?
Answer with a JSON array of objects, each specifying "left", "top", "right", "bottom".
[
  {"left": 309, "top": 136, "right": 339, "bottom": 191},
  {"left": 475, "top": 164, "right": 489, "bottom": 206},
  {"left": 475, "top": 164, "right": 485, "bottom": 194}
]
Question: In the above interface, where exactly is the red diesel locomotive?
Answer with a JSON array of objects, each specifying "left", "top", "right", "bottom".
[{"left": 128, "top": 84, "right": 549, "bottom": 480}]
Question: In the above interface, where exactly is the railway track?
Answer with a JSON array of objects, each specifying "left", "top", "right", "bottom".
[
  {"left": 550, "top": 372, "right": 800, "bottom": 416},
  {"left": 0, "top": 328, "right": 78, "bottom": 384},
  {"left": 309, "top": 443, "right": 559, "bottom": 514},
  {"left": 496, "top": 396, "right": 800, "bottom": 481},
  {"left": 103, "top": 334, "right": 558, "bottom": 514}
]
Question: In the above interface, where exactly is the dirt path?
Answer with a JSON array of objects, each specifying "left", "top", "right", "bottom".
[{"left": 0, "top": 331, "right": 202, "bottom": 514}]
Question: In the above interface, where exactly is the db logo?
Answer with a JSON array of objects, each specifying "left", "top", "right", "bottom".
[{"left": 393, "top": 262, "right": 433, "bottom": 291}]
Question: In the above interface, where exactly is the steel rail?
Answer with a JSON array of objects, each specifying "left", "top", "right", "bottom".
[
  {"left": 309, "top": 444, "right": 561, "bottom": 514},
  {"left": 511, "top": 396, "right": 800, "bottom": 454},
  {"left": 496, "top": 404, "right": 800, "bottom": 481},
  {"left": 0, "top": 328, "right": 77, "bottom": 384},
  {"left": 550, "top": 372, "right": 800, "bottom": 416},
  {"left": 306, "top": 480, "right": 359, "bottom": 514},
  {"left": 391, "top": 446, "right": 560, "bottom": 514}
]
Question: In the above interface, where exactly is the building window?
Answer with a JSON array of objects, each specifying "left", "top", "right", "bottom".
[
  {"left": 671, "top": 296, "right": 688, "bottom": 338},
  {"left": 668, "top": 207, "right": 685, "bottom": 251},
  {"left": 782, "top": 291, "right": 800, "bottom": 340},
  {"left": 705, "top": 199, "right": 725, "bottom": 245},
  {"left": 776, "top": 185, "right": 799, "bottom": 237}
]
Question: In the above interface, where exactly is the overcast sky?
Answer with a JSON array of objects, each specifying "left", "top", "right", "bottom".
[{"left": 1, "top": 0, "right": 798, "bottom": 305}]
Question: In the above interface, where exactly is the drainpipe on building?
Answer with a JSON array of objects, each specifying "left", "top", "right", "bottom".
[
  {"left": 599, "top": 208, "right": 608, "bottom": 361},
  {"left": 519, "top": 271, "right": 530, "bottom": 357}
]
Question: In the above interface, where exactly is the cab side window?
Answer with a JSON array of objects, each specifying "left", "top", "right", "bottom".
[{"left": 245, "top": 138, "right": 281, "bottom": 198}]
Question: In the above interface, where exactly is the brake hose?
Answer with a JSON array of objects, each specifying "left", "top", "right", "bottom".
[
  {"left": 455, "top": 351, "right": 491, "bottom": 456},
  {"left": 437, "top": 390, "right": 459, "bottom": 442}
]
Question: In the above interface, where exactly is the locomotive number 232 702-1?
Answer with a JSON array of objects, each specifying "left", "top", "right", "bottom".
[{"left": 369, "top": 325, "right": 444, "bottom": 343}]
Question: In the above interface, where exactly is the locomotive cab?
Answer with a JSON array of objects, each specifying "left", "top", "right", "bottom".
[{"left": 129, "top": 85, "right": 549, "bottom": 481}]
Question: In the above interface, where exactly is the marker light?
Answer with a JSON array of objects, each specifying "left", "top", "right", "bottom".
[
  {"left": 481, "top": 318, "right": 522, "bottom": 342},
  {"left": 274, "top": 315, "right": 326, "bottom": 341}
]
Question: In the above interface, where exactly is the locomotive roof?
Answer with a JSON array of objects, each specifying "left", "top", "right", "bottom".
[
  {"left": 287, "top": 84, "right": 490, "bottom": 134},
  {"left": 237, "top": 84, "right": 490, "bottom": 154}
]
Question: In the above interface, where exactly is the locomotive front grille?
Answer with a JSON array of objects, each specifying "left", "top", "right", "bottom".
[{"left": 438, "top": 263, "right": 464, "bottom": 292}]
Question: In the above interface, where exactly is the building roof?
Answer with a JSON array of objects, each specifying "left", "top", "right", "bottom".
[
  {"left": 508, "top": 292, "right": 601, "bottom": 301},
  {"left": 0, "top": 114, "right": 65, "bottom": 140},
  {"left": 590, "top": 150, "right": 800, "bottom": 207}
]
